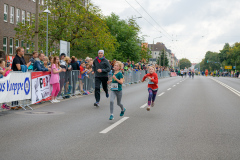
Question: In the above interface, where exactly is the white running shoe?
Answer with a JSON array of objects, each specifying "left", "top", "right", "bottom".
[{"left": 54, "top": 99, "right": 60, "bottom": 103}]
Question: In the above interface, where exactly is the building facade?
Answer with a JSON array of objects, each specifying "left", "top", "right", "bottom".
[
  {"left": 148, "top": 42, "right": 167, "bottom": 65},
  {"left": 0, "top": 0, "right": 44, "bottom": 60}
]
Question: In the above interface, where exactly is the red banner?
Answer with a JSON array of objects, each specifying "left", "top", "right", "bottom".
[{"left": 170, "top": 72, "right": 177, "bottom": 77}]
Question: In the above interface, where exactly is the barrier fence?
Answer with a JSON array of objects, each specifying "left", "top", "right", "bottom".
[{"left": 0, "top": 70, "right": 171, "bottom": 111}]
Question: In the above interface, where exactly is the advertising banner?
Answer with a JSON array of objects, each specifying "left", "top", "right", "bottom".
[
  {"left": 170, "top": 72, "right": 177, "bottom": 77},
  {"left": 0, "top": 72, "right": 31, "bottom": 103},
  {"left": 31, "top": 72, "right": 51, "bottom": 104}
]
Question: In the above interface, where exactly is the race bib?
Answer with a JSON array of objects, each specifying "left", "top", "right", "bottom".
[
  {"left": 148, "top": 77, "right": 154, "bottom": 84},
  {"left": 111, "top": 83, "right": 118, "bottom": 90}
]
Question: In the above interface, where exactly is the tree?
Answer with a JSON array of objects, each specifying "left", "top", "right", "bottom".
[
  {"left": 15, "top": 0, "right": 117, "bottom": 59},
  {"left": 104, "top": 13, "right": 142, "bottom": 61},
  {"left": 179, "top": 58, "right": 191, "bottom": 69},
  {"left": 157, "top": 51, "right": 169, "bottom": 66},
  {"left": 204, "top": 51, "right": 220, "bottom": 71}
]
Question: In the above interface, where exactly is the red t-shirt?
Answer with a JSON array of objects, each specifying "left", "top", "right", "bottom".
[{"left": 142, "top": 72, "right": 158, "bottom": 90}]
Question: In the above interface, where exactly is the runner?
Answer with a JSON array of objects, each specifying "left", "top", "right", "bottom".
[
  {"left": 191, "top": 69, "right": 194, "bottom": 79},
  {"left": 107, "top": 61, "right": 126, "bottom": 120},
  {"left": 181, "top": 69, "right": 184, "bottom": 78},
  {"left": 92, "top": 50, "right": 111, "bottom": 107},
  {"left": 142, "top": 66, "right": 159, "bottom": 111}
]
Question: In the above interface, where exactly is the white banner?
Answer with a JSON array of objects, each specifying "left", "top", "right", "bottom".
[
  {"left": 31, "top": 72, "right": 52, "bottom": 104},
  {"left": 0, "top": 72, "right": 31, "bottom": 103}
]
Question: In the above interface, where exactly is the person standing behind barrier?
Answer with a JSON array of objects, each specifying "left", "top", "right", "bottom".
[
  {"left": 142, "top": 66, "right": 158, "bottom": 111},
  {"left": 33, "top": 53, "right": 50, "bottom": 71},
  {"left": 79, "top": 61, "right": 88, "bottom": 93},
  {"left": 50, "top": 56, "right": 66, "bottom": 103},
  {"left": 12, "top": 47, "right": 31, "bottom": 71},
  {"left": 92, "top": 50, "right": 111, "bottom": 107},
  {"left": 0, "top": 58, "right": 10, "bottom": 78},
  {"left": 70, "top": 56, "right": 80, "bottom": 94},
  {"left": 107, "top": 61, "right": 126, "bottom": 120},
  {"left": 28, "top": 51, "right": 38, "bottom": 70}
]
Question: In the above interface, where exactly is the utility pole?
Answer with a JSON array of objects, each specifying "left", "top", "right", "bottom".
[
  {"left": 163, "top": 47, "right": 165, "bottom": 67},
  {"left": 34, "top": 0, "right": 39, "bottom": 52}
]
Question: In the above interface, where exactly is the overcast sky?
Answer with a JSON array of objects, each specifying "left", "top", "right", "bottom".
[{"left": 93, "top": 0, "right": 240, "bottom": 63}]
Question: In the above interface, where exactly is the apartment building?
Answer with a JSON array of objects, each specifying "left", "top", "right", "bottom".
[{"left": 0, "top": 0, "right": 44, "bottom": 59}]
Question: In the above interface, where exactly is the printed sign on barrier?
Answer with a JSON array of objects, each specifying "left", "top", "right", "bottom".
[
  {"left": 31, "top": 72, "right": 51, "bottom": 104},
  {"left": 0, "top": 72, "right": 31, "bottom": 103}
]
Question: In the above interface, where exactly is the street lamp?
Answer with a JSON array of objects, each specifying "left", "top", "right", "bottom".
[{"left": 43, "top": 6, "right": 51, "bottom": 57}]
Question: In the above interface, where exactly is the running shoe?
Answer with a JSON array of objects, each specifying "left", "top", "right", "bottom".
[
  {"left": 120, "top": 108, "right": 126, "bottom": 116},
  {"left": 109, "top": 115, "right": 114, "bottom": 120},
  {"left": 94, "top": 102, "right": 99, "bottom": 107},
  {"left": 151, "top": 102, "right": 154, "bottom": 107},
  {"left": 55, "top": 99, "right": 60, "bottom": 103}
]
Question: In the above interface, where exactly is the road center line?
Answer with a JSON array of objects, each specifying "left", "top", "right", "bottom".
[
  {"left": 158, "top": 92, "right": 165, "bottom": 96},
  {"left": 167, "top": 88, "right": 171, "bottom": 91},
  {"left": 100, "top": 117, "right": 129, "bottom": 134},
  {"left": 173, "top": 85, "right": 176, "bottom": 87},
  {"left": 140, "top": 103, "right": 147, "bottom": 108},
  {"left": 177, "top": 83, "right": 179, "bottom": 84}
]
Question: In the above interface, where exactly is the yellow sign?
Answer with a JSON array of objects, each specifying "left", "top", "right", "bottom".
[{"left": 225, "top": 66, "right": 232, "bottom": 69}]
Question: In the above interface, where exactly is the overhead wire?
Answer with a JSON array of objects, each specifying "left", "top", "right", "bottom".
[{"left": 125, "top": 0, "right": 186, "bottom": 58}]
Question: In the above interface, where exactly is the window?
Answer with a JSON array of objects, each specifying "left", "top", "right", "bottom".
[
  {"left": 31, "top": 13, "right": 35, "bottom": 25},
  {"left": 16, "top": 9, "right": 20, "bottom": 24},
  {"left": 4, "top": 4, "right": 8, "bottom": 22},
  {"left": 15, "top": 39, "right": 19, "bottom": 48},
  {"left": 22, "top": 10, "right": 25, "bottom": 25},
  {"left": 21, "top": 40, "right": 24, "bottom": 47},
  {"left": 3, "top": 37, "right": 7, "bottom": 53},
  {"left": 27, "top": 12, "right": 30, "bottom": 25},
  {"left": 42, "top": 0, "right": 44, "bottom": 5},
  {"left": 39, "top": 0, "right": 41, "bottom": 4},
  {"left": 10, "top": 6, "right": 14, "bottom": 24},
  {"left": 32, "top": 0, "right": 36, "bottom": 2},
  {"left": 10, "top": 38, "right": 13, "bottom": 54}
]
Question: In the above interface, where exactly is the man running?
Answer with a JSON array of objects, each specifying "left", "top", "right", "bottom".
[{"left": 92, "top": 50, "right": 111, "bottom": 107}]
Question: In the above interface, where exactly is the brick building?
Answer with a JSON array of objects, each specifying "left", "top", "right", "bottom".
[{"left": 0, "top": 0, "right": 44, "bottom": 61}]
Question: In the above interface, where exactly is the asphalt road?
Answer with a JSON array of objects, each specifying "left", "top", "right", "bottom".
[{"left": 1, "top": 76, "right": 240, "bottom": 160}]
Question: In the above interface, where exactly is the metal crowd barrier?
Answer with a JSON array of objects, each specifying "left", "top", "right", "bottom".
[{"left": 1, "top": 70, "right": 171, "bottom": 112}]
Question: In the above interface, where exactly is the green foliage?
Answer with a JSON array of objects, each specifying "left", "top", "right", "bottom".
[
  {"left": 179, "top": 58, "right": 191, "bottom": 69},
  {"left": 200, "top": 42, "right": 240, "bottom": 71},
  {"left": 15, "top": 0, "right": 117, "bottom": 59},
  {"left": 157, "top": 51, "right": 169, "bottom": 66},
  {"left": 104, "top": 13, "right": 142, "bottom": 61}
]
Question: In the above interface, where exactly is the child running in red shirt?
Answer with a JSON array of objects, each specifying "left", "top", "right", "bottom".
[{"left": 142, "top": 66, "right": 158, "bottom": 111}]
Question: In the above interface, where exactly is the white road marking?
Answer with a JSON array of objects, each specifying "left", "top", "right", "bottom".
[
  {"left": 173, "top": 85, "right": 176, "bottom": 87},
  {"left": 140, "top": 103, "right": 147, "bottom": 108},
  {"left": 158, "top": 92, "right": 165, "bottom": 97},
  {"left": 100, "top": 117, "right": 129, "bottom": 134},
  {"left": 167, "top": 88, "right": 171, "bottom": 91},
  {"left": 211, "top": 78, "right": 240, "bottom": 97},
  {"left": 177, "top": 83, "right": 179, "bottom": 84}
]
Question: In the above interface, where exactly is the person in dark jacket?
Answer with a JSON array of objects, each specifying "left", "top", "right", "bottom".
[
  {"left": 70, "top": 56, "right": 80, "bottom": 70},
  {"left": 33, "top": 53, "right": 50, "bottom": 71},
  {"left": 70, "top": 56, "right": 80, "bottom": 94},
  {"left": 92, "top": 50, "right": 111, "bottom": 107}
]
